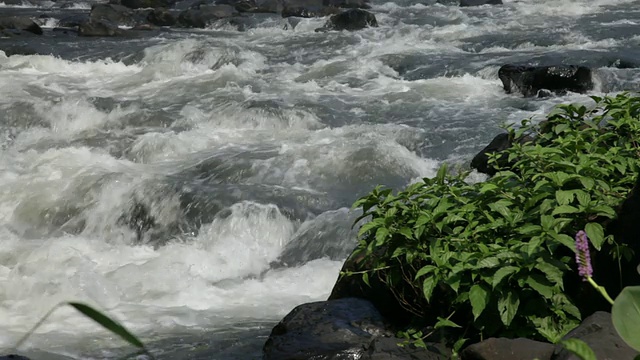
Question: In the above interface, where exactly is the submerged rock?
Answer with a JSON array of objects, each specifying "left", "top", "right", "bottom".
[
  {"left": 90, "top": 4, "right": 139, "bottom": 26},
  {"left": 317, "top": 9, "right": 378, "bottom": 31},
  {"left": 79, "top": 20, "right": 127, "bottom": 36},
  {"left": 498, "top": 64, "right": 593, "bottom": 97},
  {"left": 460, "top": 0, "right": 502, "bottom": 6},
  {"left": 460, "top": 338, "right": 555, "bottom": 360},
  {"left": 177, "top": 5, "right": 238, "bottom": 27},
  {"left": 147, "top": 7, "right": 177, "bottom": 26},
  {"left": 120, "top": 0, "right": 178, "bottom": 9},
  {"left": 0, "top": 16, "right": 43, "bottom": 35},
  {"left": 282, "top": 0, "right": 337, "bottom": 17},
  {"left": 0, "top": 356, "right": 31, "bottom": 360}
]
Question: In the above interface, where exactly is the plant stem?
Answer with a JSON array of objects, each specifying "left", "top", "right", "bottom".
[{"left": 587, "top": 276, "right": 615, "bottom": 305}]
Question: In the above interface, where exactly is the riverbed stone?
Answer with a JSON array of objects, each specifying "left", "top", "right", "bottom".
[
  {"left": 498, "top": 64, "right": 593, "bottom": 97},
  {"left": 460, "top": 338, "right": 555, "bottom": 360}
]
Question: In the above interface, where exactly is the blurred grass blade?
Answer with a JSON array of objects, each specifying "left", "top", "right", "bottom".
[
  {"left": 67, "top": 302, "right": 145, "bottom": 349},
  {"left": 559, "top": 339, "right": 596, "bottom": 360}
]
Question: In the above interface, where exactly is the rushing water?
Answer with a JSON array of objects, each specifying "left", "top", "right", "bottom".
[{"left": 1, "top": 0, "right": 640, "bottom": 358}]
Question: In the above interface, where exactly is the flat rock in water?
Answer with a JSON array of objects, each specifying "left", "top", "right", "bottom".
[
  {"left": 498, "top": 64, "right": 593, "bottom": 97},
  {"left": 460, "top": 338, "right": 555, "bottom": 360},
  {"left": 552, "top": 311, "right": 640, "bottom": 360},
  {"left": 177, "top": 5, "right": 238, "bottom": 27},
  {"left": 320, "top": 9, "right": 378, "bottom": 31},
  {"left": 0, "top": 16, "right": 43, "bottom": 35}
]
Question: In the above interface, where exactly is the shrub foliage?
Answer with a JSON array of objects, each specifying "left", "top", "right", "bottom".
[{"left": 348, "top": 93, "right": 640, "bottom": 346}]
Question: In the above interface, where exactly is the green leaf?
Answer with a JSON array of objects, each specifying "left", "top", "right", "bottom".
[
  {"left": 584, "top": 222, "right": 605, "bottom": 251},
  {"left": 415, "top": 265, "right": 437, "bottom": 280},
  {"left": 422, "top": 277, "right": 437, "bottom": 303},
  {"left": 555, "top": 190, "right": 575, "bottom": 206},
  {"left": 552, "top": 205, "right": 580, "bottom": 215},
  {"left": 375, "top": 227, "right": 390, "bottom": 246},
  {"left": 492, "top": 266, "right": 519, "bottom": 288},
  {"left": 526, "top": 274, "right": 554, "bottom": 298},
  {"left": 612, "top": 286, "right": 640, "bottom": 352},
  {"left": 536, "top": 261, "right": 565, "bottom": 286},
  {"left": 358, "top": 218, "right": 383, "bottom": 237},
  {"left": 559, "top": 339, "right": 597, "bottom": 360},
  {"left": 67, "top": 302, "right": 146, "bottom": 349},
  {"left": 477, "top": 257, "right": 501, "bottom": 269},
  {"left": 498, "top": 290, "right": 520, "bottom": 326},
  {"left": 362, "top": 272, "right": 370, "bottom": 287},
  {"left": 435, "top": 317, "right": 462, "bottom": 329},
  {"left": 469, "top": 284, "right": 490, "bottom": 320},
  {"left": 479, "top": 183, "right": 499, "bottom": 193}
]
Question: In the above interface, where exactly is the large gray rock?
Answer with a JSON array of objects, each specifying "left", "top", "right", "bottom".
[
  {"left": 177, "top": 5, "right": 238, "bottom": 27},
  {"left": 0, "top": 356, "right": 31, "bottom": 360},
  {"left": 282, "top": 0, "right": 337, "bottom": 17},
  {"left": 0, "top": 16, "right": 43, "bottom": 35},
  {"left": 461, "top": 338, "right": 555, "bottom": 360},
  {"left": 120, "top": 0, "right": 177, "bottom": 8},
  {"left": 552, "top": 312, "right": 639, "bottom": 360},
  {"left": 320, "top": 9, "right": 378, "bottom": 31},
  {"left": 79, "top": 20, "right": 127, "bottom": 36},
  {"left": 263, "top": 298, "right": 449, "bottom": 360},
  {"left": 90, "top": 4, "right": 138, "bottom": 26}
]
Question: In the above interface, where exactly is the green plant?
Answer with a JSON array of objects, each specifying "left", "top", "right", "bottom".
[
  {"left": 14, "top": 302, "right": 153, "bottom": 359},
  {"left": 347, "top": 93, "right": 640, "bottom": 346}
]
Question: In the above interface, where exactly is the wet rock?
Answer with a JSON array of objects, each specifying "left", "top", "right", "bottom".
[
  {"left": 0, "top": 16, "right": 43, "bottom": 35},
  {"left": 120, "top": 0, "right": 177, "bottom": 9},
  {"left": 323, "top": 0, "right": 370, "bottom": 9},
  {"left": 318, "top": 9, "right": 378, "bottom": 31},
  {"left": 329, "top": 249, "right": 414, "bottom": 327},
  {"left": 254, "top": 0, "right": 284, "bottom": 13},
  {"left": 58, "top": 13, "right": 90, "bottom": 28},
  {"left": 552, "top": 312, "right": 639, "bottom": 360},
  {"left": 498, "top": 64, "right": 593, "bottom": 97},
  {"left": 90, "top": 4, "right": 138, "bottom": 26},
  {"left": 460, "top": 338, "right": 555, "bottom": 360},
  {"left": 470, "top": 133, "right": 512, "bottom": 176},
  {"left": 177, "top": 5, "right": 238, "bottom": 27},
  {"left": 460, "top": 0, "right": 502, "bottom": 6},
  {"left": 263, "top": 298, "right": 388, "bottom": 359},
  {"left": 79, "top": 20, "right": 127, "bottom": 36},
  {"left": 368, "top": 337, "right": 450, "bottom": 359},
  {"left": 0, "top": 356, "right": 31, "bottom": 360},
  {"left": 147, "top": 7, "right": 177, "bottom": 25},
  {"left": 0, "top": 44, "right": 38, "bottom": 56},
  {"left": 282, "top": 0, "right": 337, "bottom": 17}
]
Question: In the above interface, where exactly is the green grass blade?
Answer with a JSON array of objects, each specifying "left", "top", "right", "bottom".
[{"left": 67, "top": 302, "right": 145, "bottom": 349}]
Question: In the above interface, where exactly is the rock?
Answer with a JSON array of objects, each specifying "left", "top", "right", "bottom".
[
  {"left": 319, "top": 9, "right": 378, "bottom": 31},
  {"left": 0, "top": 356, "right": 31, "bottom": 360},
  {"left": 79, "top": 20, "right": 127, "bottom": 36},
  {"left": 58, "top": 14, "right": 90, "bottom": 28},
  {"left": 263, "top": 298, "right": 449, "bottom": 360},
  {"left": 552, "top": 312, "right": 639, "bottom": 360},
  {"left": 263, "top": 298, "right": 388, "bottom": 359},
  {"left": 329, "top": 249, "right": 414, "bottom": 327},
  {"left": 460, "top": 338, "right": 555, "bottom": 360},
  {"left": 254, "top": 0, "right": 283, "bottom": 13},
  {"left": 177, "top": 5, "right": 238, "bottom": 27},
  {"left": 498, "top": 64, "right": 593, "bottom": 97},
  {"left": 281, "top": 0, "right": 336, "bottom": 17},
  {"left": 460, "top": 0, "right": 502, "bottom": 6},
  {"left": 323, "top": 0, "right": 370, "bottom": 9},
  {"left": 120, "top": 0, "right": 177, "bottom": 8},
  {"left": 470, "top": 133, "right": 512, "bottom": 176},
  {"left": 90, "top": 4, "right": 138, "bottom": 26},
  {"left": 0, "top": 16, "right": 43, "bottom": 35},
  {"left": 0, "top": 45, "right": 38, "bottom": 56},
  {"left": 147, "top": 7, "right": 176, "bottom": 25}
]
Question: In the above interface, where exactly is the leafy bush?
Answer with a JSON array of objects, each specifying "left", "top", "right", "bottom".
[{"left": 347, "top": 93, "right": 640, "bottom": 346}]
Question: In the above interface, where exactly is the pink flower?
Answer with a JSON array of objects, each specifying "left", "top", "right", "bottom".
[{"left": 575, "top": 230, "right": 593, "bottom": 281}]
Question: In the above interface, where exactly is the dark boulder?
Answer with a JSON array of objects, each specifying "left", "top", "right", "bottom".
[
  {"left": 460, "top": 338, "right": 555, "bottom": 360},
  {"left": 254, "top": 0, "right": 284, "bottom": 13},
  {"left": 90, "top": 4, "right": 138, "bottom": 26},
  {"left": 552, "top": 312, "right": 639, "bottom": 360},
  {"left": 0, "top": 16, "right": 43, "bottom": 35},
  {"left": 215, "top": 0, "right": 258, "bottom": 12},
  {"left": 324, "top": 0, "right": 370, "bottom": 9},
  {"left": 318, "top": 9, "right": 378, "bottom": 31},
  {"left": 147, "top": 7, "right": 176, "bottom": 25},
  {"left": 282, "top": 0, "right": 336, "bottom": 17},
  {"left": 470, "top": 132, "right": 535, "bottom": 176},
  {"left": 263, "top": 298, "right": 449, "bottom": 360},
  {"left": 0, "top": 356, "right": 30, "bottom": 360},
  {"left": 58, "top": 13, "right": 90, "bottom": 28},
  {"left": 329, "top": 249, "right": 414, "bottom": 327},
  {"left": 79, "top": 20, "right": 127, "bottom": 36},
  {"left": 460, "top": 0, "right": 502, "bottom": 6},
  {"left": 498, "top": 64, "right": 593, "bottom": 97},
  {"left": 120, "top": 0, "right": 177, "bottom": 8},
  {"left": 177, "top": 5, "right": 238, "bottom": 27}
]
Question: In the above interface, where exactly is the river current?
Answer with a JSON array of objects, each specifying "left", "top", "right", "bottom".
[{"left": 1, "top": 0, "right": 640, "bottom": 358}]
